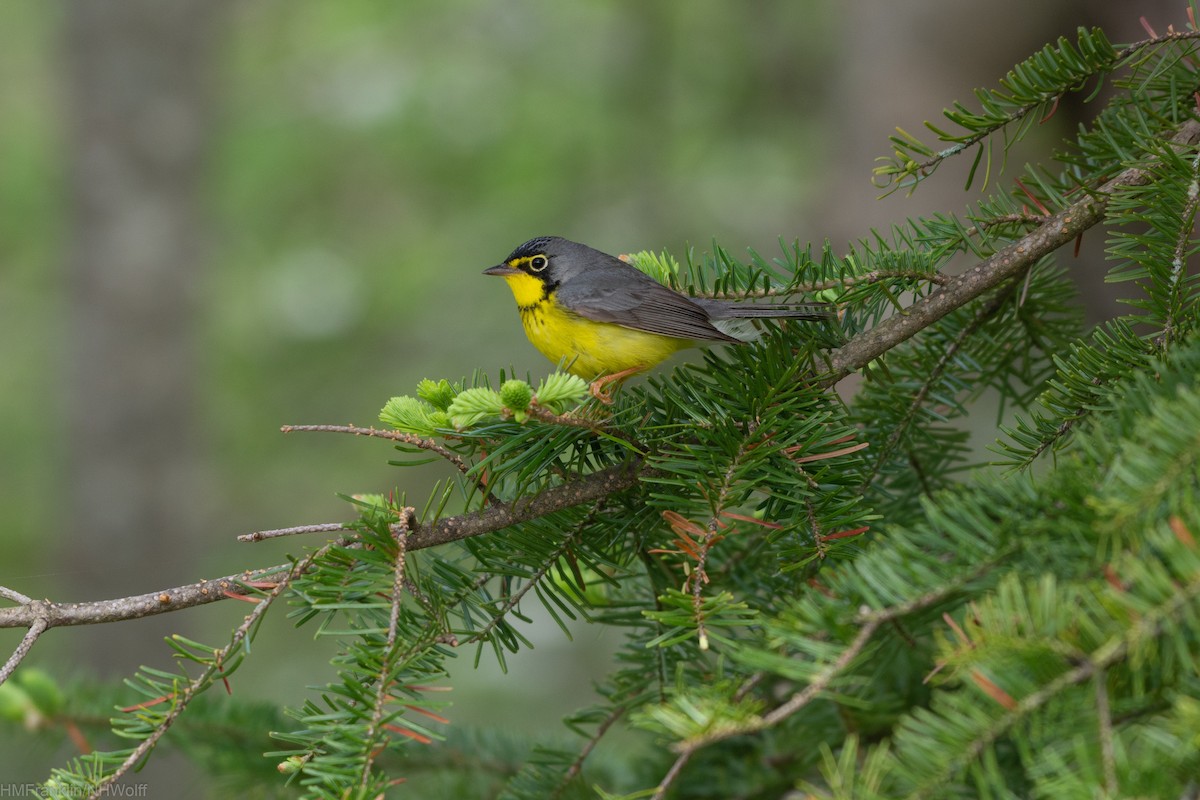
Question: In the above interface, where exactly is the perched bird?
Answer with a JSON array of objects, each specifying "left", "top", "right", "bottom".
[{"left": 484, "top": 236, "right": 831, "bottom": 400}]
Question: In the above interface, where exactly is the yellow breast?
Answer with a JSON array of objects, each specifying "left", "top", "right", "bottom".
[{"left": 499, "top": 273, "right": 693, "bottom": 378}]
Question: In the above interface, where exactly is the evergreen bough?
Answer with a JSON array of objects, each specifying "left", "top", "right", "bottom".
[{"left": 6, "top": 17, "right": 1200, "bottom": 800}]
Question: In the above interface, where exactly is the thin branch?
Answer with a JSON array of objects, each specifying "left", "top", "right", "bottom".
[
  {"left": 282, "top": 424, "right": 501, "bottom": 507},
  {"left": 400, "top": 461, "right": 643, "bottom": 551},
  {"left": 549, "top": 704, "right": 627, "bottom": 800},
  {"left": 819, "top": 269, "right": 952, "bottom": 288},
  {"left": 903, "top": 565, "right": 1200, "bottom": 800},
  {"left": 672, "top": 555, "right": 1007, "bottom": 753},
  {"left": 690, "top": 428, "right": 755, "bottom": 651},
  {"left": 961, "top": 212, "right": 1049, "bottom": 239},
  {"left": 1158, "top": 144, "right": 1200, "bottom": 349},
  {"left": 281, "top": 423, "right": 465, "bottom": 468},
  {"left": 702, "top": 269, "right": 952, "bottom": 298},
  {"left": 0, "top": 586, "right": 33, "bottom": 604},
  {"left": 889, "top": 32, "right": 1200, "bottom": 184},
  {"left": 650, "top": 748, "right": 693, "bottom": 800},
  {"left": 0, "top": 567, "right": 291, "bottom": 629},
  {"left": 92, "top": 539, "right": 339, "bottom": 797},
  {"left": 238, "top": 522, "right": 351, "bottom": 542},
  {"left": 0, "top": 463, "right": 641, "bottom": 631},
  {"left": 1095, "top": 668, "right": 1118, "bottom": 796},
  {"left": 906, "top": 655, "right": 1106, "bottom": 800},
  {"left": 823, "top": 118, "right": 1200, "bottom": 387},
  {"left": 465, "top": 498, "right": 606, "bottom": 646},
  {"left": 858, "top": 278, "right": 1021, "bottom": 491},
  {"left": 758, "top": 617, "right": 883, "bottom": 732},
  {"left": 0, "top": 619, "right": 47, "bottom": 686},
  {"left": 525, "top": 404, "right": 645, "bottom": 451},
  {"left": 359, "top": 513, "right": 410, "bottom": 787},
  {"left": 1113, "top": 28, "right": 1200, "bottom": 61}
]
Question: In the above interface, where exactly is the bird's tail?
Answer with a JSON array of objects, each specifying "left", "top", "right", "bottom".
[
  {"left": 695, "top": 298, "right": 835, "bottom": 342},
  {"left": 702, "top": 301, "right": 833, "bottom": 321}
]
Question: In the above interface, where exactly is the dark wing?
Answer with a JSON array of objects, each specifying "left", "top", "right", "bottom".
[{"left": 554, "top": 265, "right": 740, "bottom": 343}]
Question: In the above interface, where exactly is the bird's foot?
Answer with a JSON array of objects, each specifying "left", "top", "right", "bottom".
[{"left": 589, "top": 366, "right": 645, "bottom": 405}]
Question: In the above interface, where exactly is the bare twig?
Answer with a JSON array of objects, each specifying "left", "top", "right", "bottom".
[
  {"left": 0, "top": 586, "right": 33, "bottom": 604},
  {"left": 0, "top": 568, "right": 290, "bottom": 630},
  {"left": 282, "top": 424, "right": 501, "bottom": 507},
  {"left": 0, "top": 619, "right": 47, "bottom": 686},
  {"left": 239, "top": 522, "right": 351, "bottom": 542}
]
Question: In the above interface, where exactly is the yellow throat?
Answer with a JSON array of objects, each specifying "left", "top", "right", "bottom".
[{"left": 497, "top": 271, "right": 692, "bottom": 379}]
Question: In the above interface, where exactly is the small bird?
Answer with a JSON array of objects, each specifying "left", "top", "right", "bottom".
[{"left": 484, "top": 236, "right": 832, "bottom": 400}]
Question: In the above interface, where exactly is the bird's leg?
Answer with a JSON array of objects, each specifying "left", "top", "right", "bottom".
[{"left": 589, "top": 365, "right": 645, "bottom": 405}]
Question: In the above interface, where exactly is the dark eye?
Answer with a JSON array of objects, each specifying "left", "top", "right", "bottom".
[{"left": 529, "top": 255, "right": 548, "bottom": 272}]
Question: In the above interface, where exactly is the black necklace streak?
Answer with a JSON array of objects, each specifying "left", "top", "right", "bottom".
[{"left": 517, "top": 276, "right": 558, "bottom": 314}]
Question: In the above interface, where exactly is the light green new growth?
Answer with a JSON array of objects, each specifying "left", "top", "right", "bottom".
[{"left": 380, "top": 371, "right": 589, "bottom": 434}]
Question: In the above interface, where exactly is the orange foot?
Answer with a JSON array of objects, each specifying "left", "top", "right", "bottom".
[{"left": 589, "top": 365, "right": 645, "bottom": 405}]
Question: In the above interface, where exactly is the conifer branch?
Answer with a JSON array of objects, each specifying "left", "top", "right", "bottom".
[
  {"left": 885, "top": 29, "right": 1200, "bottom": 185},
  {"left": 823, "top": 118, "right": 1200, "bottom": 386},
  {"left": 401, "top": 460, "right": 643, "bottom": 550},
  {"left": 0, "top": 464, "right": 641, "bottom": 632},
  {"left": 690, "top": 429, "right": 755, "bottom": 651},
  {"left": 6, "top": 118, "right": 1195, "bottom": 642},
  {"left": 903, "top": 558, "right": 1200, "bottom": 799},
  {"left": 92, "top": 540, "right": 337, "bottom": 798},
  {"left": 669, "top": 555, "right": 1007, "bottom": 757},
  {"left": 859, "top": 278, "right": 1020, "bottom": 490},
  {"left": 13, "top": 126, "right": 1195, "bottom": 642},
  {"left": 1114, "top": 27, "right": 1200, "bottom": 60},
  {"left": 1159, "top": 145, "right": 1200, "bottom": 349},
  {"left": 464, "top": 498, "right": 604, "bottom": 646},
  {"left": 359, "top": 519, "right": 409, "bottom": 787}
]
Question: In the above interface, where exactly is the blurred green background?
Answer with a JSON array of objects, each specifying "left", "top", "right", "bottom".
[{"left": 0, "top": 1, "right": 1173, "bottom": 794}]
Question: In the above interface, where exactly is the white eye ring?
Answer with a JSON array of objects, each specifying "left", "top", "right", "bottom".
[{"left": 529, "top": 255, "right": 548, "bottom": 272}]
